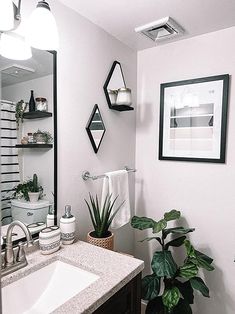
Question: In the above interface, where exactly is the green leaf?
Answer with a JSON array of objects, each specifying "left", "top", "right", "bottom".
[
  {"left": 131, "top": 216, "right": 156, "bottom": 230},
  {"left": 184, "top": 240, "right": 196, "bottom": 258},
  {"left": 141, "top": 274, "right": 161, "bottom": 300},
  {"left": 188, "top": 250, "right": 214, "bottom": 271},
  {"left": 179, "top": 262, "right": 198, "bottom": 279},
  {"left": 175, "top": 280, "right": 194, "bottom": 304},
  {"left": 194, "top": 250, "right": 215, "bottom": 271},
  {"left": 163, "top": 227, "right": 195, "bottom": 239},
  {"left": 139, "top": 237, "right": 162, "bottom": 245},
  {"left": 190, "top": 277, "right": 210, "bottom": 297},
  {"left": 195, "top": 250, "right": 213, "bottom": 264},
  {"left": 165, "top": 236, "right": 186, "bottom": 250},
  {"left": 164, "top": 210, "right": 181, "bottom": 221},
  {"left": 146, "top": 297, "right": 164, "bottom": 314},
  {"left": 153, "top": 219, "right": 167, "bottom": 233},
  {"left": 151, "top": 251, "right": 177, "bottom": 278},
  {"left": 172, "top": 298, "right": 192, "bottom": 314},
  {"left": 162, "top": 287, "right": 180, "bottom": 311}
]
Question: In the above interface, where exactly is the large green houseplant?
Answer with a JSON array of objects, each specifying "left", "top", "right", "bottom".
[
  {"left": 131, "top": 210, "right": 214, "bottom": 314},
  {"left": 85, "top": 193, "right": 124, "bottom": 250}
]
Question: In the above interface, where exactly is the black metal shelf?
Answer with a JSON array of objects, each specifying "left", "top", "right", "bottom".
[
  {"left": 23, "top": 111, "right": 52, "bottom": 119},
  {"left": 110, "top": 105, "right": 134, "bottom": 112},
  {"left": 16, "top": 144, "right": 53, "bottom": 148}
]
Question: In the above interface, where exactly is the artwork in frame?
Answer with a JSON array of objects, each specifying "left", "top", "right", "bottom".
[{"left": 159, "top": 74, "right": 229, "bottom": 163}]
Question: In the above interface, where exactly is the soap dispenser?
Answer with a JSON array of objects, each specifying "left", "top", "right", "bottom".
[{"left": 60, "top": 205, "right": 75, "bottom": 244}]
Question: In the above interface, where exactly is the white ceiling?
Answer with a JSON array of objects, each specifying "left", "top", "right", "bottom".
[{"left": 59, "top": 0, "right": 235, "bottom": 51}]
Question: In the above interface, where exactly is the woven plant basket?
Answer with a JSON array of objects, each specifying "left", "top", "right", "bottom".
[{"left": 87, "top": 231, "right": 114, "bottom": 250}]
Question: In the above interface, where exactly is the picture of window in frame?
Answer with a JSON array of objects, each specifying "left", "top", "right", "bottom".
[{"left": 159, "top": 74, "right": 229, "bottom": 163}]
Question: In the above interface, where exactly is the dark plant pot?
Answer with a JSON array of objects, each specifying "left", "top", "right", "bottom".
[{"left": 87, "top": 231, "right": 114, "bottom": 250}]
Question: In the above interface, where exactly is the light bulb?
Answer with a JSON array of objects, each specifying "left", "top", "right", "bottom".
[
  {"left": 0, "top": 0, "right": 14, "bottom": 31},
  {"left": 0, "top": 32, "right": 32, "bottom": 60},
  {"left": 26, "top": 1, "right": 58, "bottom": 50}
]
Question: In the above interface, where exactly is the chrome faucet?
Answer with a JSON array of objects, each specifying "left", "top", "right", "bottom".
[{"left": 2, "top": 220, "right": 34, "bottom": 277}]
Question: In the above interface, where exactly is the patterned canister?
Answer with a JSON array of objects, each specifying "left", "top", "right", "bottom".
[
  {"left": 60, "top": 205, "right": 75, "bottom": 245},
  {"left": 39, "top": 226, "right": 61, "bottom": 255}
]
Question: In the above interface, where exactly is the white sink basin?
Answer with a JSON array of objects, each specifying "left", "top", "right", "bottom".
[{"left": 2, "top": 260, "right": 99, "bottom": 314}]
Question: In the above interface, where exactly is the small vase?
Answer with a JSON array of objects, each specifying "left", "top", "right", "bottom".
[
  {"left": 28, "top": 192, "right": 40, "bottom": 202},
  {"left": 87, "top": 231, "right": 114, "bottom": 250}
]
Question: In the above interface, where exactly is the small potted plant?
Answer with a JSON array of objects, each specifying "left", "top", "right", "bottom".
[
  {"left": 33, "top": 129, "right": 53, "bottom": 144},
  {"left": 85, "top": 194, "right": 124, "bottom": 250},
  {"left": 131, "top": 210, "right": 214, "bottom": 314},
  {"left": 14, "top": 174, "right": 43, "bottom": 202}
]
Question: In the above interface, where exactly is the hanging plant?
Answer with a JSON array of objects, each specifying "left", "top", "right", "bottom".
[
  {"left": 131, "top": 210, "right": 214, "bottom": 314},
  {"left": 15, "top": 100, "right": 27, "bottom": 129}
]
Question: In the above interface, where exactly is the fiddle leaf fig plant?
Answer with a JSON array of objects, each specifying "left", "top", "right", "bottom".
[{"left": 131, "top": 210, "right": 214, "bottom": 314}]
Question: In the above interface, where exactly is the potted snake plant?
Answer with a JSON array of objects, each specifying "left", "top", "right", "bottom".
[{"left": 85, "top": 193, "right": 124, "bottom": 250}]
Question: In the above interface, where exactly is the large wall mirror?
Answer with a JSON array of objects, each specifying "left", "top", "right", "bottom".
[{"left": 0, "top": 49, "right": 57, "bottom": 248}]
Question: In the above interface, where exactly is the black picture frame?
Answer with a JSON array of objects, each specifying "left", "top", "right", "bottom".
[
  {"left": 159, "top": 74, "right": 229, "bottom": 163},
  {"left": 86, "top": 104, "right": 106, "bottom": 153}
]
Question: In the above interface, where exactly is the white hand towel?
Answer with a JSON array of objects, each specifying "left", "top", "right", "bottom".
[{"left": 101, "top": 170, "right": 130, "bottom": 229}]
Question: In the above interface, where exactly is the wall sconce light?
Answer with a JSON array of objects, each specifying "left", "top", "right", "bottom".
[
  {"left": 0, "top": 32, "right": 32, "bottom": 60},
  {"left": 0, "top": 0, "right": 15, "bottom": 31},
  {"left": 0, "top": 0, "right": 58, "bottom": 60}
]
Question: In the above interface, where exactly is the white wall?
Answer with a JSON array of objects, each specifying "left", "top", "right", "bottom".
[
  {"left": 16, "top": 0, "right": 137, "bottom": 253},
  {"left": 136, "top": 27, "right": 235, "bottom": 313}
]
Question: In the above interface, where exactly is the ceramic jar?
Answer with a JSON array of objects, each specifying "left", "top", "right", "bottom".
[{"left": 39, "top": 226, "right": 61, "bottom": 255}]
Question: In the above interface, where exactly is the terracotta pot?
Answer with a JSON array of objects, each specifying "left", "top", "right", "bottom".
[{"left": 87, "top": 231, "right": 114, "bottom": 250}]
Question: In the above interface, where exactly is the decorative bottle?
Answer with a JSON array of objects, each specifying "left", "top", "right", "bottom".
[
  {"left": 60, "top": 205, "right": 76, "bottom": 245},
  {"left": 29, "top": 90, "right": 36, "bottom": 112}
]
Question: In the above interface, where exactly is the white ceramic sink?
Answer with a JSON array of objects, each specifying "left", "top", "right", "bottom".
[{"left": 2, "top": 260, "right": 99, "bottom": 314}]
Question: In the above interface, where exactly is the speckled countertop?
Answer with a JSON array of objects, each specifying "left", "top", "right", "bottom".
[{"left": 1, "top": 241, "right": 144, "bottom": 313}]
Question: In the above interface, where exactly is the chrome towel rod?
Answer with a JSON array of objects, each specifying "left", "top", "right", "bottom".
[{"left": 82, "top": 166, "right": 136, "bottom": 181}]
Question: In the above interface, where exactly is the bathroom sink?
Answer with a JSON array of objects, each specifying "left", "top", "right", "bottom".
[{"left": 2, "top": 260, "right": 99, "bottom": 314}]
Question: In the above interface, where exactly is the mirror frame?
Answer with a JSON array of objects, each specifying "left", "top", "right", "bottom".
[
  {"left": 86, "top": 104, "right": 106, "bottom": 153},
  {"left": 1, "top": 50, "right": 57, "bottom": 249}
]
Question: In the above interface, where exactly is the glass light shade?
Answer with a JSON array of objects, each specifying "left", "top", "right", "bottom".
[
  {"left": 0, "top": 32, "right": 32, "bottom": 60},
  {"left": 0, "top": 0, "right": 14, "bottom": 31},
  {"left": 116, "top": 87, "right": 132, "bottom": 106},
  {"left": 26, "top": 1, "right": 59, "bottom": 50}
]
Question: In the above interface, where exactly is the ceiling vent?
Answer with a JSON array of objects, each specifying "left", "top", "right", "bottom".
[
  {"left": 0, "top": 64, "right": 35, "bottom": 77},
  {"left": 135, "top": 17, "right": 184, "bottom": 42}
]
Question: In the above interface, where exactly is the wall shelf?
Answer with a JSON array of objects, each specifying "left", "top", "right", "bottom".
[
  {"left": 110, "top": 105, "right": 134, "bottom": 112},
  {"left": 103, "top": 61, "right": 134, "bottom": 112},
  {"left": 23, "top": 111, "right": 52, "bottom": 119},
  {"left": 16, "top": 144, "right": 53, "bottom": 148}
]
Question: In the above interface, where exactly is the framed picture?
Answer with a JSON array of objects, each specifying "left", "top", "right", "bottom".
[{"left": 159, "top": 74, "right": 229, "bottom": 163}]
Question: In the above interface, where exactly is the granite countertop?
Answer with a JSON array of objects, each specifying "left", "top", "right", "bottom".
[{"left": 1, "top": 240, "right": 144, "bottom": 313}]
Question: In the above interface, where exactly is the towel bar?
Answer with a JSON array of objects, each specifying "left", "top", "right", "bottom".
[{"left": 82, "top": 166, "right": 136, "bottom": 181}]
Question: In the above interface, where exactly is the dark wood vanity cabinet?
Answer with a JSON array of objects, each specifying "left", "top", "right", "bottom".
[{"left": 93, "top": 273, "right": 141, "bottom": 314}]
